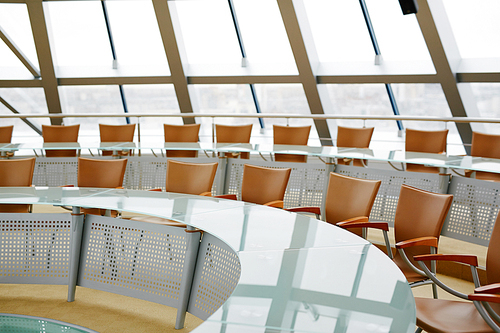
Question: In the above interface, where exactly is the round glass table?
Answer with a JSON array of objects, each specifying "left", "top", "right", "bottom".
[{"left": 0, "top": 314, "right": 98, "bottom": 333}]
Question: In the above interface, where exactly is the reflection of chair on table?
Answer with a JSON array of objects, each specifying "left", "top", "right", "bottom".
[
  {"left": 42, "top": 124, "right": 80, "bottom": 157},
  {"left": 0, "top": 157, "right": 36, "bottom": 213},
  {"left": 99, "top": 124, "right": 136, "bottom": 156},
  {"left": 219, "top": 164, "right": 291, "bottom": 209},
  {"left": 413, "top": 210, "right": 500, "bottom": 333},
  {"left": 273, "top": 125, "right": 311, "bottom": 163},
  {"left": 216, "top": 124, "right": 253, "bottom": 159},
  {"left": 405, "top": 128, "right": 448, "bottom": 174},
  {"left": 336, "top": 126, "right": 374, "bottom": 167},
  {"left": 287, "top": 172, "right": 381, "bottom": 238},
  {"left": 77, "top": 157, "right": 128, "bottom": 216},
  {"left": 164, "top": 124, "right": 201, "bottom": 158},
  {"left": 131, "top": 159, "right": 218, "bottom": 226},
  {"left": 466, "top": 132, "right": 500, "bottom": 182},
  {"left": 339, "top": 184, "right": 453, "bottom": 299}
]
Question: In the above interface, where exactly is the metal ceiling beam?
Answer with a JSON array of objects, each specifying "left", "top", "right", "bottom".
[
  {"left": 26, "top": 0, "right": 63, "bottom": 126},
  {"left": 152, "top": 0, "right": 196, "bottom": 125},
  {"left": 0, "top": 25, "right": 40, "bottom": 78},
  {"left": 277, "top": 0, "right": 333, "bottom": 146},
  {"left": 416, "top": 0, "right": 476, "bottom": 153},
  {"left": 0, "top": 95, "right": 42, "bottom": 135}
]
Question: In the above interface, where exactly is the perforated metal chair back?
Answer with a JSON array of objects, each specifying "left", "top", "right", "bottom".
[{"left": 42, "top": 124, "right": 80, "bottom": 157}]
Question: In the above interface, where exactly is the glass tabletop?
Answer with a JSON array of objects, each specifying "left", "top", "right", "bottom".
[{"left": 0, "top": 187, "right": 416, "bottom": 333}]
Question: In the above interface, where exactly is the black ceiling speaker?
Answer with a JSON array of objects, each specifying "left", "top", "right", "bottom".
[{"left": 398, "top": 0, "right": 418, "bottom": 14}]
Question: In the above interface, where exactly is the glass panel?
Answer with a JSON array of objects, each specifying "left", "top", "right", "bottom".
[
  {"left": 191, "top": 84, "right": 259, "bottom": 142},
  {"left": 0, "top": 4, "right": 39, "bottom": 78},
  {"left": 443, "top": 0, "right": 500, "bottom": 59},
  {"left": 58, "top": 85, "right": 127, "bottom": 143},
  {"left": 303, "top": 0, "right": 374, "bottom": 62},
  {"left": 122, "top": 84, "right": 181, "bottom": 145},
  {"left": 323, "top": 84, "right": 398, "bottom": 149},
  {"left": 366, "top": 0, "right": 432, "bottom": 62},
  {"left": 170, "top": 0, "right": 241, "bottom": 65},
  {"left": 233, "top": 0, "right": 296, "bottom": 65},
  {"left": 0, "top": 88, "right": 49, "bottom": 142},
  {"left": 44, "top": 2, "right": 113, "bottom": 68},
  {"left": 469, "top": 83, "right": 500, "bottom": 134},
  {"left": 392, "top": 83, "right": 465, "bottom": 155},
  {"left": 254, "top": 84, "right": 320, "bottom": 145},
  {"left": 104, "top": 1, "right": 170, "bottom": 74}
]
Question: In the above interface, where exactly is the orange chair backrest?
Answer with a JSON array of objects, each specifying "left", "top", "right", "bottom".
[
  {"left": 0, "top": 157, "right": 36, "bottom": 213},
  {"left": 487, "top": 211, "right": 500, "bottom": 285},
  {"left": 164, "top": 124, "right": 201, "bottom": 158},
  {"left": 165, "top": 159, "right": 218, "bottom": 195},
  {"left": 273, "top": 125, "right": 311, "bottom": 163},
  {"left": 42, "top": 124, "right": 80, "bottom": 157},
  {"left": 241, "top": 164, "right": 291, "bottom": 205},
  {"left": 471, "top": 132, "right": 500, "bottom": 159},
  {"left": 77, "top": 157, "right": 128, "bottom": 188},
  {"left": 0, "top": 125, "right": 14, "bottom": 143},
  {"left": 405, "top": 128, "right": 448, "bottom": 154},
  {"left": 324, "top": 172, "right": 381, "bottom": 236},
  {"left": 336, "top": 126, "right": 374, "bottom": 148},
  {"left": 394, "top": 185, "right": 453, "bottom": 266},
  {"left": 216, "top": 124, "right": 253, "bottom": 159},
  {"left": 99, "top": 124, "right": 136, "bottom": 156}
]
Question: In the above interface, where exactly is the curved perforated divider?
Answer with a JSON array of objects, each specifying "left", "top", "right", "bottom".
[
  {"left": 123, "top": 156, "right": 223, "bottom": 194},
  {"left": 334, "top": 165, "right": 449, "bottom": 225},
  {"left": 443, "top": 176, "right": 500, "bottom": 246},
  {"left": 33, "top": 157, "right": 79, "bottom": 187},
  {"left": 225, "top": 159, "right": 329, "bottom": 209},
  {"left": 187, "top": 233, "right": 241, "bottom": 320},
  {"left": 78, "top": 215, "right": 187, "bottom": 306},
  {"left": 0, "top": 213, "right": 72, "bottom": 284}
]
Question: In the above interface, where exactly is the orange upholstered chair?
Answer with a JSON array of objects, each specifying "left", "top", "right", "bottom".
[
  {"left": 77, "top": 157, "right": 128, "bottom": 216},
  {"left": 273, "top": 125, "right": 311, "bottom": 163},
  {"left": 288, "top": 172, "right": 381, "bottom": 238},
  {"left": 340, "top": 184, "right": 453, "bottom": 299},
  {"left": 99, "top": 123, "right": 136, "bottom": 156},
  {"left": 405, "top": 128, "right": 448, "bottom": 174},
  {"left": 468, "top": 132, "right": 500, "bottom": 182},
  {"left": 216, "top": 124, "right": 253, "bottom": 159},
  {"left": 164, "top": 124, "right": 201, "bottom": 158},
  {"left": 131, "top": 159, "right": 218, "bottom": 226},
  {"left": 336, "top": 126, "right": 374, "bottom": 167},
  {"left": 0, "top": 157, "right": 36, "bottom": 213},
  {"left": 413, "top": 210, "right": 500, "bottom": 332},
  {"left": 0, "top": 125, "right": 14, "bottom": 143},
  {"left": 42, "top": 124, "right": 80, "bottom": 157}
]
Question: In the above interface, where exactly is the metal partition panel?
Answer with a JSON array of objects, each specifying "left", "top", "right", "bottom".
[
  {"left": 78, "top": 215, "right": 187, "bottom": 307},
  {"left": 0, "top": 213, "right": 72, "bottom": 284},
  {"left": 123, "top": 156, "right": 224, "bottom": 194},
  {"left": 443, "top": 176, "right": 500, "bottom": 246},
  {"left": 33, "top": 157, "right": 79, "bottom": 187},
  {"left": 225, "top": 159, "right": 329, "bottom": 209},
  {"left": 334, "top": 165, "right": 448, "bottom": 225},
  {"left": 187, "top": 232, "right": 241, "bottom": 320}
]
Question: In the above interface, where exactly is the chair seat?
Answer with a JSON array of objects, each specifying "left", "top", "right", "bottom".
[
  {"left": 415, "top": 297, "right": 495, "bottom": 333},
  {"left": 130, "top": 216, "right": 186, "bottom": 227}
]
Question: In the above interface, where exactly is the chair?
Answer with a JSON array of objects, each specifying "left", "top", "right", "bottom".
[
  {"left": 42, "top": 124, "right": 80, "bottom": 157},
  {"left": 77, "top": 157, "right": 128, "bottom": 216},
  {"left": 130, "top": 159, "right": 219, "bottom": 226},
  {"left": 413, "top": 210, "right": 500, "bottom": 333},
  {"left": 467, "top": 132, "right": 500, "bottom": 182},
  {"left": 336, "top": 126, "right": 374, "bottom": 167},
  {"left": 164, "top": 124, "right": 201, "bottom": 158},
  {"left": 99, "top": 124, "right": 136, "bottom": 156},
  {"left": 216, "top": 124, "right": 253, "bottom": 159},
  {"left": 405, "top": 128, "right": 448, "bottom": 174},
  {"left": 273, "top": 125, "right": 311, "bottom": 163},
  {"left": 0, "top": 157, "right": 36, "bottom": 213},
  {"left": 0, "top": 125, "right": 13, "bottom": 143},
  {"left": 287, "top": 172, "right": 381, "bottom": 238},
  {"left": 339, "top": 184, "right": 453, "bottom": 299}
]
